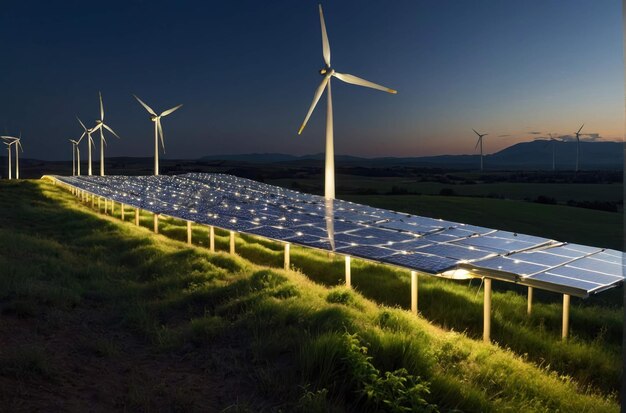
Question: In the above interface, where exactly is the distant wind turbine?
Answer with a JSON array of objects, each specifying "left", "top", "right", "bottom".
[
  {"left": 574, "top": 124, "right": 584, "bottom": 172},
  {"left": 69, "top": 139, "right": 76, "bottom": 175},
  {"left": 297, "top": 4, "right": 397, "bottom": 200},
  {"left": 133, "top": 94, "right": 182, "bottom": 176},
  {"left": 547, "top": 133, "right": 560, "bottom": 171},
  {"left": 77, "top": 117, "right": 97, "bottom": 176},
  {"left": 472, "top": 129, "right": 488, "bottom": 171},
  {"left": 1, "top": 135, "right": 22, "bottom": 179},
  {"left": 3, "top": 141, "right": 12, "bottom": 179},
  {"left": 92, "top": 92, "right": 121, "bottom": 176}
]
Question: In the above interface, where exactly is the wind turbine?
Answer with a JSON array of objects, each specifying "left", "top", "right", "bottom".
[
  {"left": 92, "top": 92, "right": 121, "bottom": 176},
  {"left": 69, "top": 139, "right": 76, "bottom": 175},
  {"left": 472, "top": 129, "right": 488, "bottom": 171},
  {"left": 547, "top": 133, "right": 560, "bottom": 171},
  {"left": 297, "top": 4, "right": 397, "bottom": 200},
  {"left": 3, "top": 141, "right": 12, "bottom": 179},
  {"left": 574, "top": 124, "right": 584, "bottom": 172},
  {"left": 77, "top": 117, "right": 97, "bottom": 176},
  {"left": 69, "top": 132, "right": 84, "bottom": 176},
  {"left": 133, "top": 95, "right": 182, "bottom": 176}
]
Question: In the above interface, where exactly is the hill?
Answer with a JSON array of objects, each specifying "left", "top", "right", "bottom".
[
  {"left": 0, "top": 179, "right": 620, "bottom": 411},
  {"left": 200, "top": 141, "right": 624, "bottom": 170}
]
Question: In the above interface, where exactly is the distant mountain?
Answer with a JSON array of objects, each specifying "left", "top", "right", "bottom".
[{"left": 199, "top": 141, "right": 623, "bottom": 170}]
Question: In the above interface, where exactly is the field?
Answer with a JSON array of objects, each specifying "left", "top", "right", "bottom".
[{"left": 0, "top": 179, "right": 622, "bottom": 411}]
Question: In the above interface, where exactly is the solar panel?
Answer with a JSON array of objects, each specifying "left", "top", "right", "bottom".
[{"left": 51, "top": 173, "right": 625, "bottom": 297}]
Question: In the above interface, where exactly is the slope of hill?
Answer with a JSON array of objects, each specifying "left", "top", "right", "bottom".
[{"left": 0, "top": 180, "right": 619, "bottom": 411}]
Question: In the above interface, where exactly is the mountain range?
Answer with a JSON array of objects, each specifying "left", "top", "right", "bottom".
[{"left": 200, "top": 140, "right": 624, "bottom": 170}]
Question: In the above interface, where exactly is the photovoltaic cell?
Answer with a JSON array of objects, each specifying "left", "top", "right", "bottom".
[{"left": 51, "top": 173, "right": 625, "bottom": 297}]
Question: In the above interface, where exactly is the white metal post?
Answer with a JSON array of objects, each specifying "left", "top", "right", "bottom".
[
  {"left": 121, "top": 204, "right": 125, "bottom": 221},
  {"left": 411, "top": 271, "right": 418, "bottom": 315},
  {"left": 153, "top": 213, "right": 159, "bottom": 234},
  {"left": 187, "top": 221, "right": 192, "bottom": 245},
  {"left": 98, "top": 197, "right": 101, "bottom": 210},
  {"left": 135, "top": 208, "right": 139, "bottom": 226},
  {"left": 345, "top": 255, "right": 351, "bottom": 288},
  {"left": 562, "top": 294, "right": 570, "bottom": 340},
  {"left": 527, "top": 287, "right": 533, "bottom": 316},
  {"left": 111, "top": 200, "right": 114, "bottom": 214},
  {"left": 229, "top": 231, "right": 235, "bottom": 254},
  {"left": 483, "top": 277, "right": 492, "bottom": 343},
  {"left": 209, "top": 226, "right": 215, "bottom": 252},
  {"left": 284, "top": 243, "right": 290, "bottom": 270},
  {"left": 104, "top": 198, "right": 108, "bottom": 214}
]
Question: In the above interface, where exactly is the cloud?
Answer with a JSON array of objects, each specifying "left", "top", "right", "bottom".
[
  {"left": 528, "top": 131, "right": 542, "bottom": 135},
  {"left": 581, "top": 133, "right": 601, "bottom": 141},
  {"left": 498, "top": 134, "right": 510, "bottom": 137}
]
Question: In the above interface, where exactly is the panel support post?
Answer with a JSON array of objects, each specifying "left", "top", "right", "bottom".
[
  {"left": 111, "top": 200, "right": 114, "bottom": 215},
  {"left": 135, "top": 208, "right": 139, "bottom": 226},
  {"left": 527, "top": 287, "right": 533, "bottom": 316},
  {"left": 209, "top": 226, "right": 215, "bottom": 252},
  {"left": 91, "top": 194, "right": 94, "bottom": 208},
  {"left": 562, "top": 294, "right": 570, "bottom": 340},
  {"left": 345, "top": 255, "right": 351, "bottom": 288},
  {"left": 153, "top": 213, "right": 159, "bottom": 234},
  {"left": 483, "top": 277, "right": 492, "bottom": 343},
  {"left": 98, "top": 197, "right": 101, "bottom": 210},
  {"left": 229, "top": 231, "right": 235, "bottom": 254},
  {"left": 284, "top": 243, "right": 290, "bottom": 271},
  {"left": 411, "top": 271, "right": 418, "bottom": 315},
  {"left": 187, "top": 221, "right": 192, "bottom": 245},
  {"left": 121, "top": 204, "right": 125, "bottom": 221},
  {"left": 104, "top": 198, "right": 108, "bottom": 214}
]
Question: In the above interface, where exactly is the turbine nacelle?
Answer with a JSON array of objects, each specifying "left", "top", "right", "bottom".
[{"left": 319, "top": 67, "right": 333, "bottom": 76}]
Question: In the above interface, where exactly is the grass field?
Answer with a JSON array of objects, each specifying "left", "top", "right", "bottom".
[{"left": 0, "top": 179, "right": 621, "bottom": 411}]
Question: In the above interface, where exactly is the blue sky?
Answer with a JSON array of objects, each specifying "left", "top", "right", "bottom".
[{"left": 0, "top": 0, "right": 622, "bottom": 159}]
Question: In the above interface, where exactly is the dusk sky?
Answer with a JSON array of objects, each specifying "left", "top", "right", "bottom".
[{"left": 0, "top": 0, "right": 622, "bottom": 160}]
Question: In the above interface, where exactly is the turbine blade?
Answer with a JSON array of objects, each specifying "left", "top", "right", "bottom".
[
  {"left": 474, "top": 137, "right": 481, "bottom": 150},
  {"left": 103, "top": 123, "right": 121, "bottom": 139},
  {"left": 99, "top": 91, "right": 104, "bottom": 120},
  {"left": 319, "top": 4, "right": 331, "bottom": 66},
  {"left": 77, "top": 131, "right": 86, "bottom": 144},
  {"left": 577, "top": 123, "right": 584, "bottom": 134},
  {"left": 472, "top": 128, "right": 480, "bottom": 137},
  {"left": 76, "top": 116, "right": 87, "bottom": 131},
  {"left": 133, "top": 94, "right": 157, "bottom": 116},
  {"left": 332, "top": 72, "right": 397, "bottom": 94},
  {"left": 92, "top": 123, "right": 102, "bottom": 132},
  {"left": 157, "top": 118, "right": 165, "bottom": 151},
  {"left": 160, "top": 104, "right": 183, "bottom": 117},
  {"left": 298, "top": 75, "right": 330, "bottom": 135}
]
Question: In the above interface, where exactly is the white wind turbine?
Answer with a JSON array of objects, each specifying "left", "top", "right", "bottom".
[
  {"left": 69, "top": 137, "right": 83, "bottom": 176},
  {"left": 574, "top": 123, "right": 584, "bottom": 172},
  {"left": 472, "top": 129, "right": 488, "bottom": 171},
  {"left": 298, "top": 4, "right": 397, "bottom": 200},
  {"left": 3, "top": 141, "right": 13, "bottom": 179},
  {"left": 92, "top": 92, "right": 121, "bottom": 176},
  {"left": 133, "top": 95, "right": 183, "bottom": 176},
  {"left": 77, "top": 117, "right": 97, "bottom": 176},
  {"left": 69, "top": 139, "right": 76, "bottom": 175}
]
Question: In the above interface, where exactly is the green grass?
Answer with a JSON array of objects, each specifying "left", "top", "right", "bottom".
[{"left": 0, "top": 179, "right": 620, "bottom": 411}]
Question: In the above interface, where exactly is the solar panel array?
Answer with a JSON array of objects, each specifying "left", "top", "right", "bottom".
[{"left": 51, "top": 173, "right": 625, "bottom": 297}]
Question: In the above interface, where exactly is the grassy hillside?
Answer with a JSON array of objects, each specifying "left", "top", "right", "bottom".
[{"left": 0, "top": 180, "right": 620, "bottom": 411}]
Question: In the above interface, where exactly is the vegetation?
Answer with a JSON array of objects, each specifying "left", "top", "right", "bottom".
[{"left": 0, "top": 179, "right": 620, "bottom": 411}]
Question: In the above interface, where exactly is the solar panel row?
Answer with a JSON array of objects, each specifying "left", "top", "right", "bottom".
[{"left": 51, "top": 173, "right": 625, "bottom": 297}]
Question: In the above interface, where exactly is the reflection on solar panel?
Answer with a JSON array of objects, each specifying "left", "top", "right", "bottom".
[{"left": 50, "top": 173, "right": 625, "bottom": 297}]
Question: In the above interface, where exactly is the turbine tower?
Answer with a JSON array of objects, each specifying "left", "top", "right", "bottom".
[
  {"left": 1, "top": 135, "right": 21, "bottom": 179},
  {"left": 3, "top": 141, "right": 12, "bottom": 179},
  {"left": 69, "top": 139, "right": 76, "bottom": 176},
  {"left": 77, "top": 117, "right": 96, "bottom": 176},
  {"left": 574, "top": 124, "right": 584, "bottom": 172},
  {"left": 133, "top": 95, "right": 182, "bottom": 176},
  {"left": 547, "top": 133, "right": 559, "bottom": 171},
  {"left": 92, "top": 92, "right": 121, "bottom": 176},
  {"left": 472, "top": 129, "right": 488, "bottom": 171},
  {"left": 298, "top": 4, "right": 397, "bottom": 200}
]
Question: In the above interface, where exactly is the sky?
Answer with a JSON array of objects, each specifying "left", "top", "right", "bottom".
[{"left": 0, "top": 0, "right": 622, "bottom": 160}]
